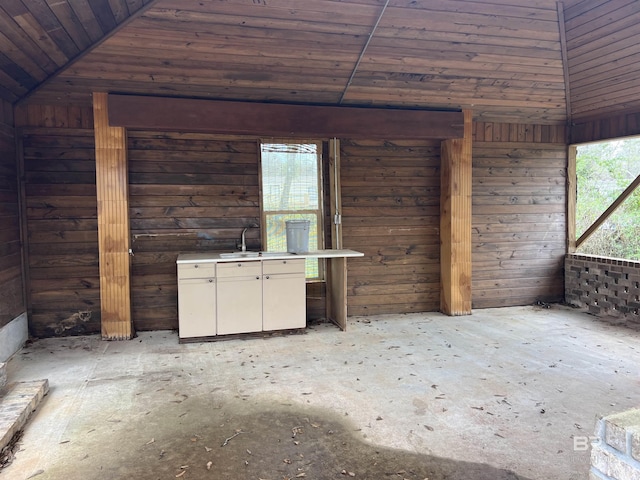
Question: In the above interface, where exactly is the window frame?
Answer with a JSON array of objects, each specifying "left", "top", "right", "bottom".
[{"left": 259, "top": 139, "right": 325, "bottom": 281}]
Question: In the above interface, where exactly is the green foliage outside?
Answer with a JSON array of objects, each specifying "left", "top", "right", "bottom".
[{"left": 576, "top": 138, "right": 640, "bottom": 260}]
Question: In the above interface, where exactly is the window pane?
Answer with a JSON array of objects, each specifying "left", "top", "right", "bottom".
[
  {"left": 261, "top": 143, "right": 319, "bottom": 212},
  {"left": 265, "top": 213, "right": 319, "bottom": 278},
  {"left": 260, "top": 141, "right": 323, "bottom": 280}
]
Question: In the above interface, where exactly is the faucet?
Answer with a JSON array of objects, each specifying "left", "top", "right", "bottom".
[{"left": 239, "top": 227, "right": 248, "bottom": 252}]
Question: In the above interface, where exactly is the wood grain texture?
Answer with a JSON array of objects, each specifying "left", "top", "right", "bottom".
[
  {"left": 472, "top": 129, "right": 567, "bottom": 308},
  {"left": 93, "top": 92, "right": 132, "bottom": 340},
  {"left": 16, "top": 0, "right": 566, "bottom": 124},
  {"left": 128, "top": 130, "right": 261, "bottom": 331},
  {"left": 108, "top": 94, "right": 464, "bottom": 139},
  {"left": 0, "top": 98, "right": 24, "bottom": 328},
  {"left": 15, "top": 99, "right": 571, "bottom": 334},
  {"left": 341, "top": 136, "right": 442, "bottom": 317},
  {"left": 22, "top": 127, "right": 100, "bottom": 337},
  {"left": 440, "top": 109, "right": 472, "bottom": 315},
  {"left": 0, "top": 0, "right": 154, "bottom": 103},
  {"left": 571, "top": 110, "right": 640, "bottom": 143},
  {"left": 0, "top": 1, "right": 633, "bottom": 130},
  {"left": 326, "top": 257, "right": 347, "bottom": 330},
  {"left": 564, "top": 0, "right": 640, "bottom": 121}
]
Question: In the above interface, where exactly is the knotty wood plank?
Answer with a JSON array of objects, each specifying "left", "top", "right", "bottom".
[
  {"left": 45, "top": 0, "right": 93, "bottom": 50},
  {"left": 108, "top": 94, "right": 464, "bottom": 139},
  {"left": 21, "top": 0, "right": 80, "bottom": 59},
  {"left": 93, "top": 92, "right": 133, "bottom": 340}
]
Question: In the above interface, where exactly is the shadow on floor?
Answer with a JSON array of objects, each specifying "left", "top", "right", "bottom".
[{"left": 37, "top": 395, "right": 533, "bottom": 480}]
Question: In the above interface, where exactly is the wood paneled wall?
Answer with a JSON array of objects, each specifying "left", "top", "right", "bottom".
[
  {"left": 341, "top": 139, "right": 441, "bottom": 316},
  {"left": 16, "top": 105, "right": 99, "bottom": 336},
  {"left": 472, "top": 122, "right": 567, "bottom": 308},
  {"left": 127, "top": 131, "right": 262, "bottom": 331},
  {"left": 17, "top": 104, "right": 570, "bottom": 335},
  {"left": 22, "top": 128, "right": 100, "bottom": 337},
  {"left": 571, "top": 111, "right": 640, "bottom": 144},
  {"left": 0, "top": 99, "right": 24, "bottom": 329},
  {"left": 564, "top": 1, "right": 640, "bottom": 121}
]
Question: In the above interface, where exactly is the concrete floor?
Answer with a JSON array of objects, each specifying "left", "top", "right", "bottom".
[{"left": 1, "top": 305, "right": 639, "bottom": 480}]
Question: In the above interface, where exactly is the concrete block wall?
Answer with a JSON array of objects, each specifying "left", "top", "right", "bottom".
[
  {"left": 565, "top": 254, "right": 640, "bottom": 325},
  {"left": 590, "top": 409, "right": 640, "bottom": 480}
]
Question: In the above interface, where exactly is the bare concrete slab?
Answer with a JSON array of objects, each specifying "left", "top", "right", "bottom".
[{"left": 1, "top": 306, "right": 639, "bottom": 480}]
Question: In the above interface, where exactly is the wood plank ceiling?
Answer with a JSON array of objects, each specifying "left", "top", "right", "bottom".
[
  {"left": 0, "top": 0, "right": 153, "bottom": 103},
  {"left": 563, "top": 0, "right": 640, "bottom": 122},
  {"left": 9, "top": 0, "right": 638, "bottom": 126}
]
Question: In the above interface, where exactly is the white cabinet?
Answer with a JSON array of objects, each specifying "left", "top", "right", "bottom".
[
  {"left": 216, "top": 261, "right": 263, "bottom": 335},
  {"left": 262, "top": 259, "right": 306, "bottom": 331},
  {"left": 177, "top": 256, "right": 308, "bottom": 339},
  {"left": 177, "top": 263, "right": 216, "bottom": 339}
]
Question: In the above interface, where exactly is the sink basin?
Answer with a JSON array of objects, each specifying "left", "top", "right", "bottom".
[
  {"left": 219, "top": 252, "right": 260, "bottom": 258},
  {"left": 218, "top": 251, "right": 291, "bottom": 259}
]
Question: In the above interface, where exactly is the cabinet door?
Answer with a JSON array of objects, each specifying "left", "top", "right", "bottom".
[
  {"left": 178, "top": 278, "right": 216, "bottom": 338},
  {"left": 217, "top": 275, "right": 263, "bottom": 335},
  {"left": 262, "top": 273, "right": 306, "bottom": 331}
]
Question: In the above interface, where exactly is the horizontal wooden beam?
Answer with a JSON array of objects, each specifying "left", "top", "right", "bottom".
[{"left": 107, "top": 95, "right": 464, "bottom": 139}]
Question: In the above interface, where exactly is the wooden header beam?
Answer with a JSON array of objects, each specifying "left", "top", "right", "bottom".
[{"left": 107, "top": 94, "right": 464, "bottom": 140}]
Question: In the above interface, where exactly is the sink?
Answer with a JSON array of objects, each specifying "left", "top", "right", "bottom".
[
  {"left": 219, "top": 252, "right": 260, "bottom": 258},
  {"left": 218, "top": 251, "right": 290, "bottom": 259}
]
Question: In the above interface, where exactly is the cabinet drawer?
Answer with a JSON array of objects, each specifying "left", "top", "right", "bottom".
[
  {"left": 217, "top": 261, "right": 262, "bottom": 278},
  {"left": 262, "top": 258, "right": 306, "bottom": 275},
  {"left": 178, "top": 263, "right": 215, "bottom": 279}
]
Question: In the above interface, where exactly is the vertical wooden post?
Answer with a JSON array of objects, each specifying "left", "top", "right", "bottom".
[
  {"left": 567, "top": 145, "right": 577, "bottom": 253},
  {"left": 93, "top": 92, "right": 133, "bottom": 340},
  {"left": 328, "top": 138, "right": 342, "bottom": 249},
  {"left": 440, "top": 109, "right": 472, "bottom": 315}
]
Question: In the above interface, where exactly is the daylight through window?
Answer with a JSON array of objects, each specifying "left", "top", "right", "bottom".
[{"left": 260, "top": 141, "right": 323, "bottom": 278}]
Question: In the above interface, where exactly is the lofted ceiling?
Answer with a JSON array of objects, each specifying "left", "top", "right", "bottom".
[
  {"left": 0, "top": 0, "right": 153, "bottom": 102},
  {"left": 1, "top": 0, "right": 639, "bottom": 125}
]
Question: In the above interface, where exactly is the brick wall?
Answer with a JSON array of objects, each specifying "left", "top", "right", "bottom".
[
  {"left": 565, "top": 254, "right": 640, "bottom": 325},
  {"left": 590, "top": 409, "right": 640, "bottom": 480}
]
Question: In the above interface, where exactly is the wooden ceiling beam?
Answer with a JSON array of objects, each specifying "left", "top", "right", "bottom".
[{"left": 107, "top": 94, "right": 464, "bottom": 140}]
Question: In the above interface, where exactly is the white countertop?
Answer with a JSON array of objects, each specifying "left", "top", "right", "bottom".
[{"left": 176, "top": 249, "right": 364, "bottom": 264}]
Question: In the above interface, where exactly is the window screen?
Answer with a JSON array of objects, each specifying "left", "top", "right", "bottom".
[{"left": 260, "top": 142, "right": 322, "bottom": 279}]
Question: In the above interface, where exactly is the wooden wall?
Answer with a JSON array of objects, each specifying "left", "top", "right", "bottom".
[
  {"left": 564, "top": 0, "right": 640, "bottom": 122},
  {"left": 15, "top": 106, "right": 99, "bottom": 337},
  {"left": 21, "top": 126, "right": 100, "bottom": 337},
  {"left": 472, "top": 122, "right": 567, "bottom": 308},
  {"left": 129, "top": 132, "right": 332, "bottom": 330},
  {"left": 0, "top": 99, "right": 24, "bottom": 329},
  {"left": 127, "top": 131, "right": 261, "bottom": 330},
  {"left": 571, "top": 110, "right": 640, "bottom": 144},
  {"left": 16, "top": 104, "right": 570, "bottom": 335},
  {"left": 341, "top": 139, "right": 441, "bottom": 316}
]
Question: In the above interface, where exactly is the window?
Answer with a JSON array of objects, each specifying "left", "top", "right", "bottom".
[
  {"left": 260, "top": 141, "right": 323, "bottom": 279},
  {"left": 573, "top": 137, "right": 640, "bottom": 260}
]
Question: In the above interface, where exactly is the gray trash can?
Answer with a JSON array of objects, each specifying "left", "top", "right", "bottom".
[{"left": 285, "top": 220, "right": 310, "bottom": 253}]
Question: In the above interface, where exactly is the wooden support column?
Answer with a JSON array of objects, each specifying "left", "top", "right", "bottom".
[
  {"left": 93, "top": 92, "right": 134, "bottom": 340},
  {"left": 440, "top": 109, "right": 472, "bottom": 315}
]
